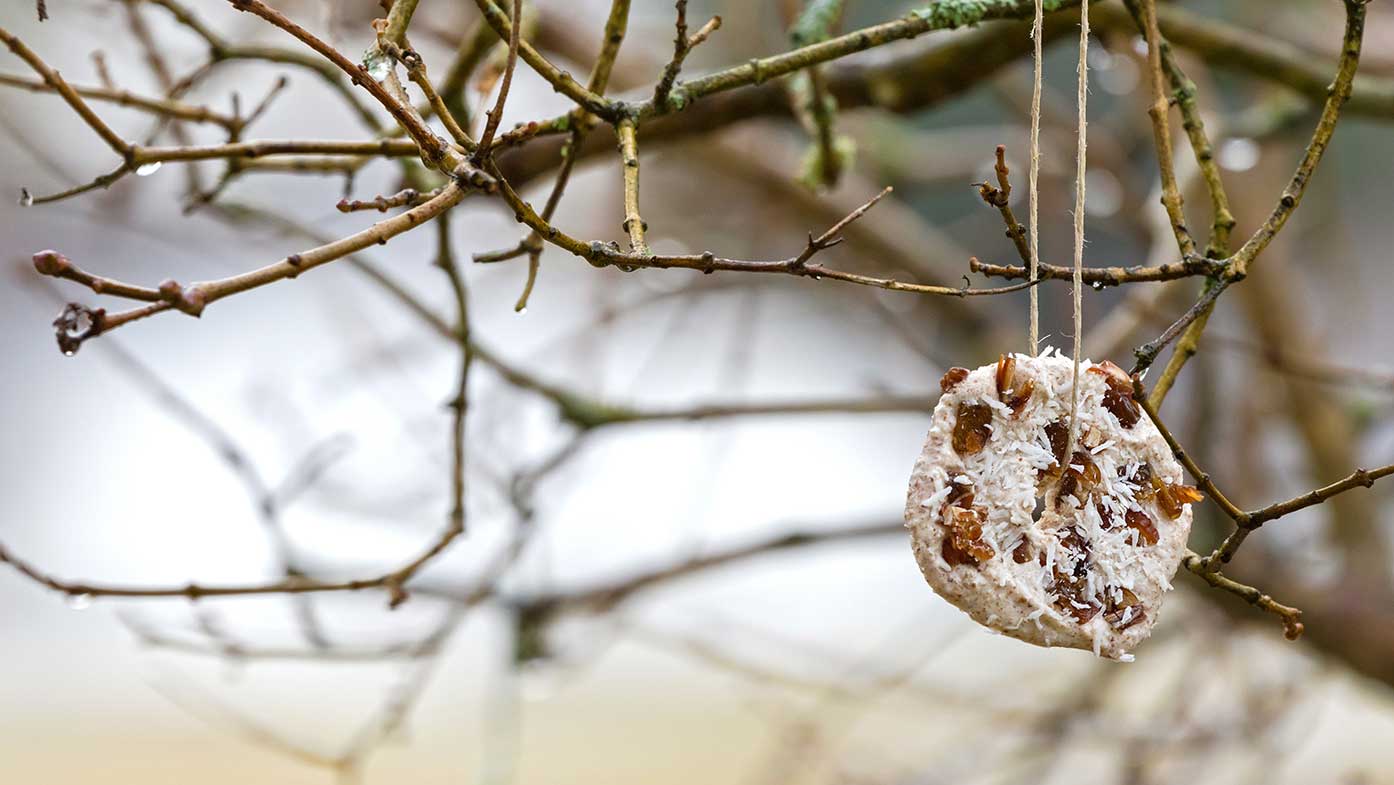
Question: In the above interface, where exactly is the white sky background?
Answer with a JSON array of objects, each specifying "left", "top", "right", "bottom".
[{"left": 3, "top": 1, "right": 1394, "bottom": 783}]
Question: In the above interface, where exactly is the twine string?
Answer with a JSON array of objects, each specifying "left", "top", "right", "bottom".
[
  {"left": 1066, "top": 1, "right": 1090, "bottom": 457},
  {"left": 1028, "top": 0, "right": 1043, "bottom": 355}
]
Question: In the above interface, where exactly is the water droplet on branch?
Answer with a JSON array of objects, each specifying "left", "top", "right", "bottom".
[
  {"left": 135, "top": 161, "right": 163, "bottom": 177},
  {"left": 364, "top": 54, "right": 393, "bottom": 82}
]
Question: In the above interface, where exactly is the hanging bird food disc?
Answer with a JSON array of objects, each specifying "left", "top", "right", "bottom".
[{"left": 904, "top": 350, "right": 1202, "bottom": 660}]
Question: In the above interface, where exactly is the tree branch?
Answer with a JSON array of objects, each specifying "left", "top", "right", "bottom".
[
  {"left": 616, "top": 118, "right": 648, "bottom": 254},
  {"left": 0, "top": 25, "right": 133, "bottom": 160},
  {"left": 652, "top": 2, "right": 721, "bottom": 108},
  {"left": 1127, "top": 0, "right": 1195, "bottom": 259},
  {"left": 1181, "top": 552, "right": 1304, "bottom": 641},
  {"left": 969, "top": 255, "right": 1223, "bottom": 286},
  {"left": 0, "top": 73, "right": 239, "bottom": 128},
  {"left": 42, "top": 183, "right": 467, "bottom": 352},
  {"left": 473, "top": 0, "right": 522, "bottom": 160}
]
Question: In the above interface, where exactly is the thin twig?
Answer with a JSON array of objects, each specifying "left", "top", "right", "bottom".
[
  {"left": 636, "top": 0, "right": 1084, "bottom": 123},
  {"left": 122, "top": 0, "right": 209, "bottom": 197},
  {"left": 976, "top": 145, "right": 1031, "bottom": 267},
  {"left": 1091, "top": 2, "right": 1394, "bottom": 120},
  {"left": 787, "top": 0, "right": 846, "bottom": 189},
  {"left": 137, "top": 138, "right": 420, "bottom": 163},
  {"left": 32, "top": 251, "right": 163, "bottom": 301},
  {"left": 1181, "top": 552, "right": 1304, "bottom": 641},
  {"left": 1249, "top": 464, "right": 1394, "bottom": 526},
  {"left": 478, "top": 0, "right": 637, "bottom": 310},
  {"left": 617, "top": 118, "right": 648, "bottom": 254},
  {"left": 1131, "top": 375, "right": 1248, "bottom": 524},
  {"left": 400, "top": 51, "right": 476, "bottom": 150},
  {"left": 653, "top": 2, "right": 721, "bottom": 108},
  {"left": 140, "top": 0, "right": 383, "bottom": 132},
  {"left": 1227, "top": 0, "right": 1367, "bottom": 278},
  {"left": 1205, "top": 463, "right": 1394, "bottom": 571},
  {"left": 434, "top": 212, "right": 472, "bottom": 536},
  {"left": 1127, "top": 7, "right": 1234, "bottom": 256},
  {"left": 1131, "top": 0, "right": 1195, "bottom": 259},
  {"left": 1139, "top": 0, "right": 1367, "bottom": 406},
  {"left": 336, "top": 185, "right": 441, "bottom": 213},
  {"left": 43, "top": 184, "right": 467, "bottom": 351},
  {"left": 0, "top": 73, "right": 239, "bottom": 127},
  {"left": 382, "top": 0, "right": 421, "bottom": 47},
  {"left": 436, "top": 17, "right": 495, "bottom": 128},
  {"left": 491, "top": 173, "right": 1037, "bottom": 297},
  {"left": 0, "top": 25, "right": 133, "bottom": 160},
  {"left": 970, "top": 255, "right": 1223, "bottom": 286},
  {"left": 468, "top": 0, "right": 608, "bottom": 117},
  {"left": 1132, "top": 380, "right": 1309, "bottom": 640},
  {"left": 1131, "top": 277, "right": 1229, "bottom": 380},
  {"left": 221, "top": 0, "right": 453, "bottom": 167},
  {"left": 585, "top": 0, "right": 633, "bottom": 104},
  {"left": 473, "top": 0, "right": 522, "bottom": 160}
]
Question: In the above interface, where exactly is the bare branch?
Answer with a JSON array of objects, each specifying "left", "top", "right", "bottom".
[
  {"left": 616, "top": 118, "right": 647, "bottom": 254},
  {"left": 32, "top": 250, "right": 163, "bottom": 302},
  {"left": 336, "top": 186, "right": 441, "bottom": 213},
  {"left": 0, "top": 73, "right": 239, "bottom": 128},
  {"left": 382, "top": 0, "right": 421, "bottom": 48},
  {"left": 1226, "top": 0, "right": 1368, "bottom": 278},
  {"left": 1181, "top": 552, "right": 1304, "bottom": 641},
  {"left": 42, "top": 183, "right": 467, "bottom": 352},
  {"left": 1131, "top": 375, "right": 1248, "bottom": 525},
  {"left": 490, "top": 174, "right": 1038, "bottom": 298},
  {"left": 1134, "top": 0, "right": 1368, "bottom": 405},
  {"left": 470, "top": 0, "right": 610, "bottom": 117},
  {"left": 644, "top": 0, "right": 1083, "bottom": 118},
  {"left": 0, "top": 25, "right": 133, "bottom": 160},
  {"left": 652, "top": 2, "right": 721, "bottom": 108},
  {"left": 1129, "top": 0, "right": 1196, "bottom": 259},
  {"left": 970, "top": 256, "right": 1224, "bottom": 286},
  {"left": 221, "top": 0, "right": 453, "bottom": 167},
  {"left": 975, "top": 145, "right": 1031, "bottom": 267},
  {"left": 473, "top": 0, "right": 522, "bottom": 160}
]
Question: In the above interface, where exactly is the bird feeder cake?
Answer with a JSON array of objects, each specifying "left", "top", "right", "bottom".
[{"left": 904, "top": 350, "right": 1202, "bottom": 660}]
